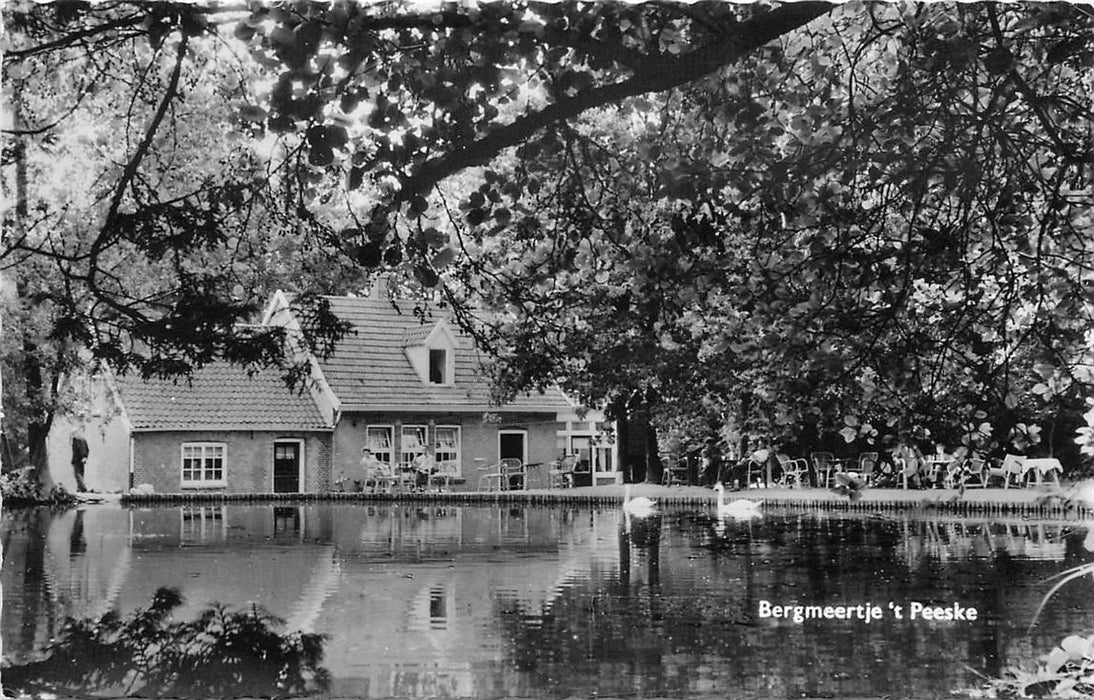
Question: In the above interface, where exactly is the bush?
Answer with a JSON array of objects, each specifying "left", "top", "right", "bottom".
[
  {"left": 0, "top": 467, "right": 75, "bottom": 506},
  {"left": 973, "top": 633, "right": 1094, "bottom": 698},
  {"left": 1, "top": 587, "right": 330, "bottom": 698}
]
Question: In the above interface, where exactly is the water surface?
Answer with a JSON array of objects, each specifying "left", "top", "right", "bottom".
[{"left": 3, "top": 503, "right": 1093, "bottom": 698}]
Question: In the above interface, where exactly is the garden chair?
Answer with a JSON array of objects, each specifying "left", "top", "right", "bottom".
[
  {"left": 428, "top": 460, "right": 460, "bottom": 492},
  {"left": 940, "top": 455, "right": 967, "bottom": 489},
  {"left": 857, "top": 452, "right": 879, "bottom": 485},
  {"left": 776, "top": 454, "right": 809, "bottom": 488},
  {"left": 745, "top": 458, "right": 768, "bottom": 488},
  {"left": 550, "top": 455, "right": 578, "bottom": 488},
  {"left": 499, "top": 458, "right": 525, "bottom": 490},
  {"left": 963, "top": 458, "right": 987, "bottom": 488},
  {"left": 986, "top": 454, "right": 1026, "bottom": 488},
  {"left": 364, "top": 462, "right": 399, "bottom": 493},
  {"left": 811, "top": 452, "right": 835, "bottom": 488},
  {"left": 476, "top": 460, "right": 503, "bottom": 491},
  {"left": 661, "top": 456, "right": 690, "bottom": 486}
]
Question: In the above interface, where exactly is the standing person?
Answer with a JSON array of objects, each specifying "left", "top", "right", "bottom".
[
  {"left": 699, "top": 443, "right": 719, "bottom": 487},
  {"left": 895, "top": 432, "right": 926, "bottom": 489},
  {"left": 71, "top": 436, "right": 89, "bottom": 492}
]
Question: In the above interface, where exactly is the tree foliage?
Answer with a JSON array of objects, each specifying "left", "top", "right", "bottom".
[{"left": 3, "top": 0, "right": 1094, "bottom": 468}]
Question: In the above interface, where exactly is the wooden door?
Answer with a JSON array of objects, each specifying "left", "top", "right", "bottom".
[{"left": 273, "top": 441, "right": 301, "bottom": 493}]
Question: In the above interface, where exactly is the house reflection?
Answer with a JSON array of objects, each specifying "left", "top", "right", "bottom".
[{"left": 3, "top": 504, "right": 1094, "bottom": 699}]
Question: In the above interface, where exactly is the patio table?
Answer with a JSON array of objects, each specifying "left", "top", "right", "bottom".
[{"left": 1018, "top": 458, "right": 1063, "bottom": 487}]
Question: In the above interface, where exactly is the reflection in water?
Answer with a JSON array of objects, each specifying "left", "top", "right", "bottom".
[
  {"left": 3, "top": 586, "right": 328, "bottom": 697},
  {"left": 3, "top": 504, "right": 1094, "bottom": 698}
]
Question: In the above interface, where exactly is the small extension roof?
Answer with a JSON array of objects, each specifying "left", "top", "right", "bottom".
[{"left": 115, "top": 363, "right": 331, "bottom": 432}]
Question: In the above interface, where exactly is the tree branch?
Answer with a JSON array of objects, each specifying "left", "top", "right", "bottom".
[
  {"left": 88, "top": 33, "right": 190, "bottom": 320},
  {"left": 395, "top": 1, "right": 834, "bottom": 203}
]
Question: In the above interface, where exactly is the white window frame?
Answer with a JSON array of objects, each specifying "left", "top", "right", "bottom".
[
  {"left": 366, "top": 425, "right": 395, "bottom": 464},
  {"left": 401, "top": 424, "right": 428, "bottom": 465},
  {"left": 434, "top": 425, "right": 461, "bottom": 474},
  {"left": 181, "top": 442, "right": 227, "bottom": 488},
  {"left": 181, "top": 505, "right": 226, "bottom": 541}
]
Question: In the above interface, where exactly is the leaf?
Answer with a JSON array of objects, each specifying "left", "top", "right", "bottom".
[
  {"left": 1060, "top": 635, "right": 1092, "bottom": 659},
  {"left": 422, "top": 227, "right": 446, "bottom": 248},
  {"left": 839, "top": 426, "right": 858, "bottom": 443},
  {"left": 348, "top": 166, "right": 365, "bottom": 191},
  {"left": 415, "top": 265, "right": 440, "bottom": 288},
  {"left": 431, "top": 247, "right": 456, "bottom": 269},
  {"left": 238, "top": 105, "right": 267, "bottom": 122},
  {"left": 1044, "top": 646, "right": 1069, "bottom": 674}
]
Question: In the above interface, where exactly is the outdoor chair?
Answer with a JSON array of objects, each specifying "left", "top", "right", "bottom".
[
  {"left": 811, "top": 452, "right": 835, "bottom": 488},
  {"left": 363, "top": 465, "right": 395, "bottom": 493},
  {"left": 776, "top": 454, "right": 809, "bottom": 488},
  {"left": 857, "top": 452, "right": 879, "bottom": 485},
  {"left": 476, "top": 460, "right": 503, "bottom": 491},
  {"left": 963, "top": 458, "right": 987, "bottom": 488},
  {"left": 499, "top": 458, "right": 525, "bottom": 490},
  {"left": 940, "top": 455, "right": 967, "bottom": 489},
  {"left": 986, "top": 454, "right": 1026, "bottom": 488},
  {"left": 428, "top": 461, "right": 460, "bottom": 492},
  {"left": 661, "top": 457, "right": 690, "bottom": 486},
  {"left": 549, "top": 455, "right": 578, "bottom": 488},
  {"left": 745, "top": 458, "right": 768, "bottom": 488}
]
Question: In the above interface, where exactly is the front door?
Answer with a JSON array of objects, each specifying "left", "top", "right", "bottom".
[
  {"left": 499, "top": 431, "right": 526, "bottom": 462},
  {"left": 273, "top": 441, "right": 301, "bottom": 493}
]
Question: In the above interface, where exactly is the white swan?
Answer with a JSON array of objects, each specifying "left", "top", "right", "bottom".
[
  {"left": 713, "top": 482, "right": 763, "bottom": 519},
  {"left": 622, "top": 484, "right": 657, "bottom": 518}
]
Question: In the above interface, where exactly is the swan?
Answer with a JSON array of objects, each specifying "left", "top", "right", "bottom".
[
  {"left": 713, "top": 482, "right": 763, "bottom": 519},
  {"left": 622, "top": 484, "right": 657, "bottom": 518}
]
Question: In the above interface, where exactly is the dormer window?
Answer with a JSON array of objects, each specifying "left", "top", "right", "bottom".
[
  {"left": 429, "top": 349, "right": 447, "bottom": 384},
  {"left": 404, "top": 321, "right": 456, "bottom": 386}
]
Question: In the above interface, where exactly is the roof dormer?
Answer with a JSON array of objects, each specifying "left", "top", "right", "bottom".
[{"left": 403, "top": 320, "right": 456, "bottom": 386}]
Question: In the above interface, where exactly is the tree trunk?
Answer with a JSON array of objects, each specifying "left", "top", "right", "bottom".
[{"left": 10, "top": 86, "right": 55, "bottom": 492}]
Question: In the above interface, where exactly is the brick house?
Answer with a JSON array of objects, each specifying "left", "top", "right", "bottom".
[
  {"left": 47, "top": 364, "right": 334, "bottom": 494},
  {"left": 47, "top": 285, "right": 618, "bottom": 494},
  {"left": 262, "top": 284, "right": 618, "bottom": 489}
]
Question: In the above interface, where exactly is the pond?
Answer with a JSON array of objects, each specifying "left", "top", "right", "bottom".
[{"left": 3, "top": 502, "right": 1094, "bottom": 698}]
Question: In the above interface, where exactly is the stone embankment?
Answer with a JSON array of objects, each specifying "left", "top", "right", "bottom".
[{"left": 119, "top": 484, "right": 1094, "bottom": 518}]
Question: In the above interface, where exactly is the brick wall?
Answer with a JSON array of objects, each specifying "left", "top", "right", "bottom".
[{"left": 132, "top": 430, "right": 332, "bottom": 493}]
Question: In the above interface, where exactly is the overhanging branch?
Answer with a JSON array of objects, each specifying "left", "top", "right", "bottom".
[{"left": 396, "top": 1, "right": 834, "bottom": 202}]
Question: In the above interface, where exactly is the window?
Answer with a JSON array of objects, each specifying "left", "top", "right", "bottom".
[
  {"left": 366, "top": 426, "right": 394, "bottom": 464},
  {"left": 401, "top": 425, "right": 427, "bottom": 464},
  {"left": 435, "top": 426, "right": 461, "bottom": 472},
  {"left": 429, "top": 349, "right": 447, "bottom": 384},
  {"left": 181, "top": 443, "right": 226, "bottom": 487},
  {"left": 181, "top": 506, "right": 225, "bottom": 541}
]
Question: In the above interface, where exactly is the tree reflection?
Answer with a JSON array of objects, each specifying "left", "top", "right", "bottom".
[{"left": 2, "top": 587, "right": 330, "bottom": 698}]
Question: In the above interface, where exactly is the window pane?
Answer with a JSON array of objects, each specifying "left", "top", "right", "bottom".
[
  {"left": 429, "top": 349, "right": 446, "bottom": 383},
  {"left": 367, "top": 427, "right": 394, "bottom": 463}
]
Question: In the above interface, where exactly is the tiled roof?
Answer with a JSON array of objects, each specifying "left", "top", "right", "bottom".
[
  {"left": 115, "top": 364, "right": 331, "bottom": 431},
  {"left": 314, "top": 294, "right": 572, "bottom": 413}
]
